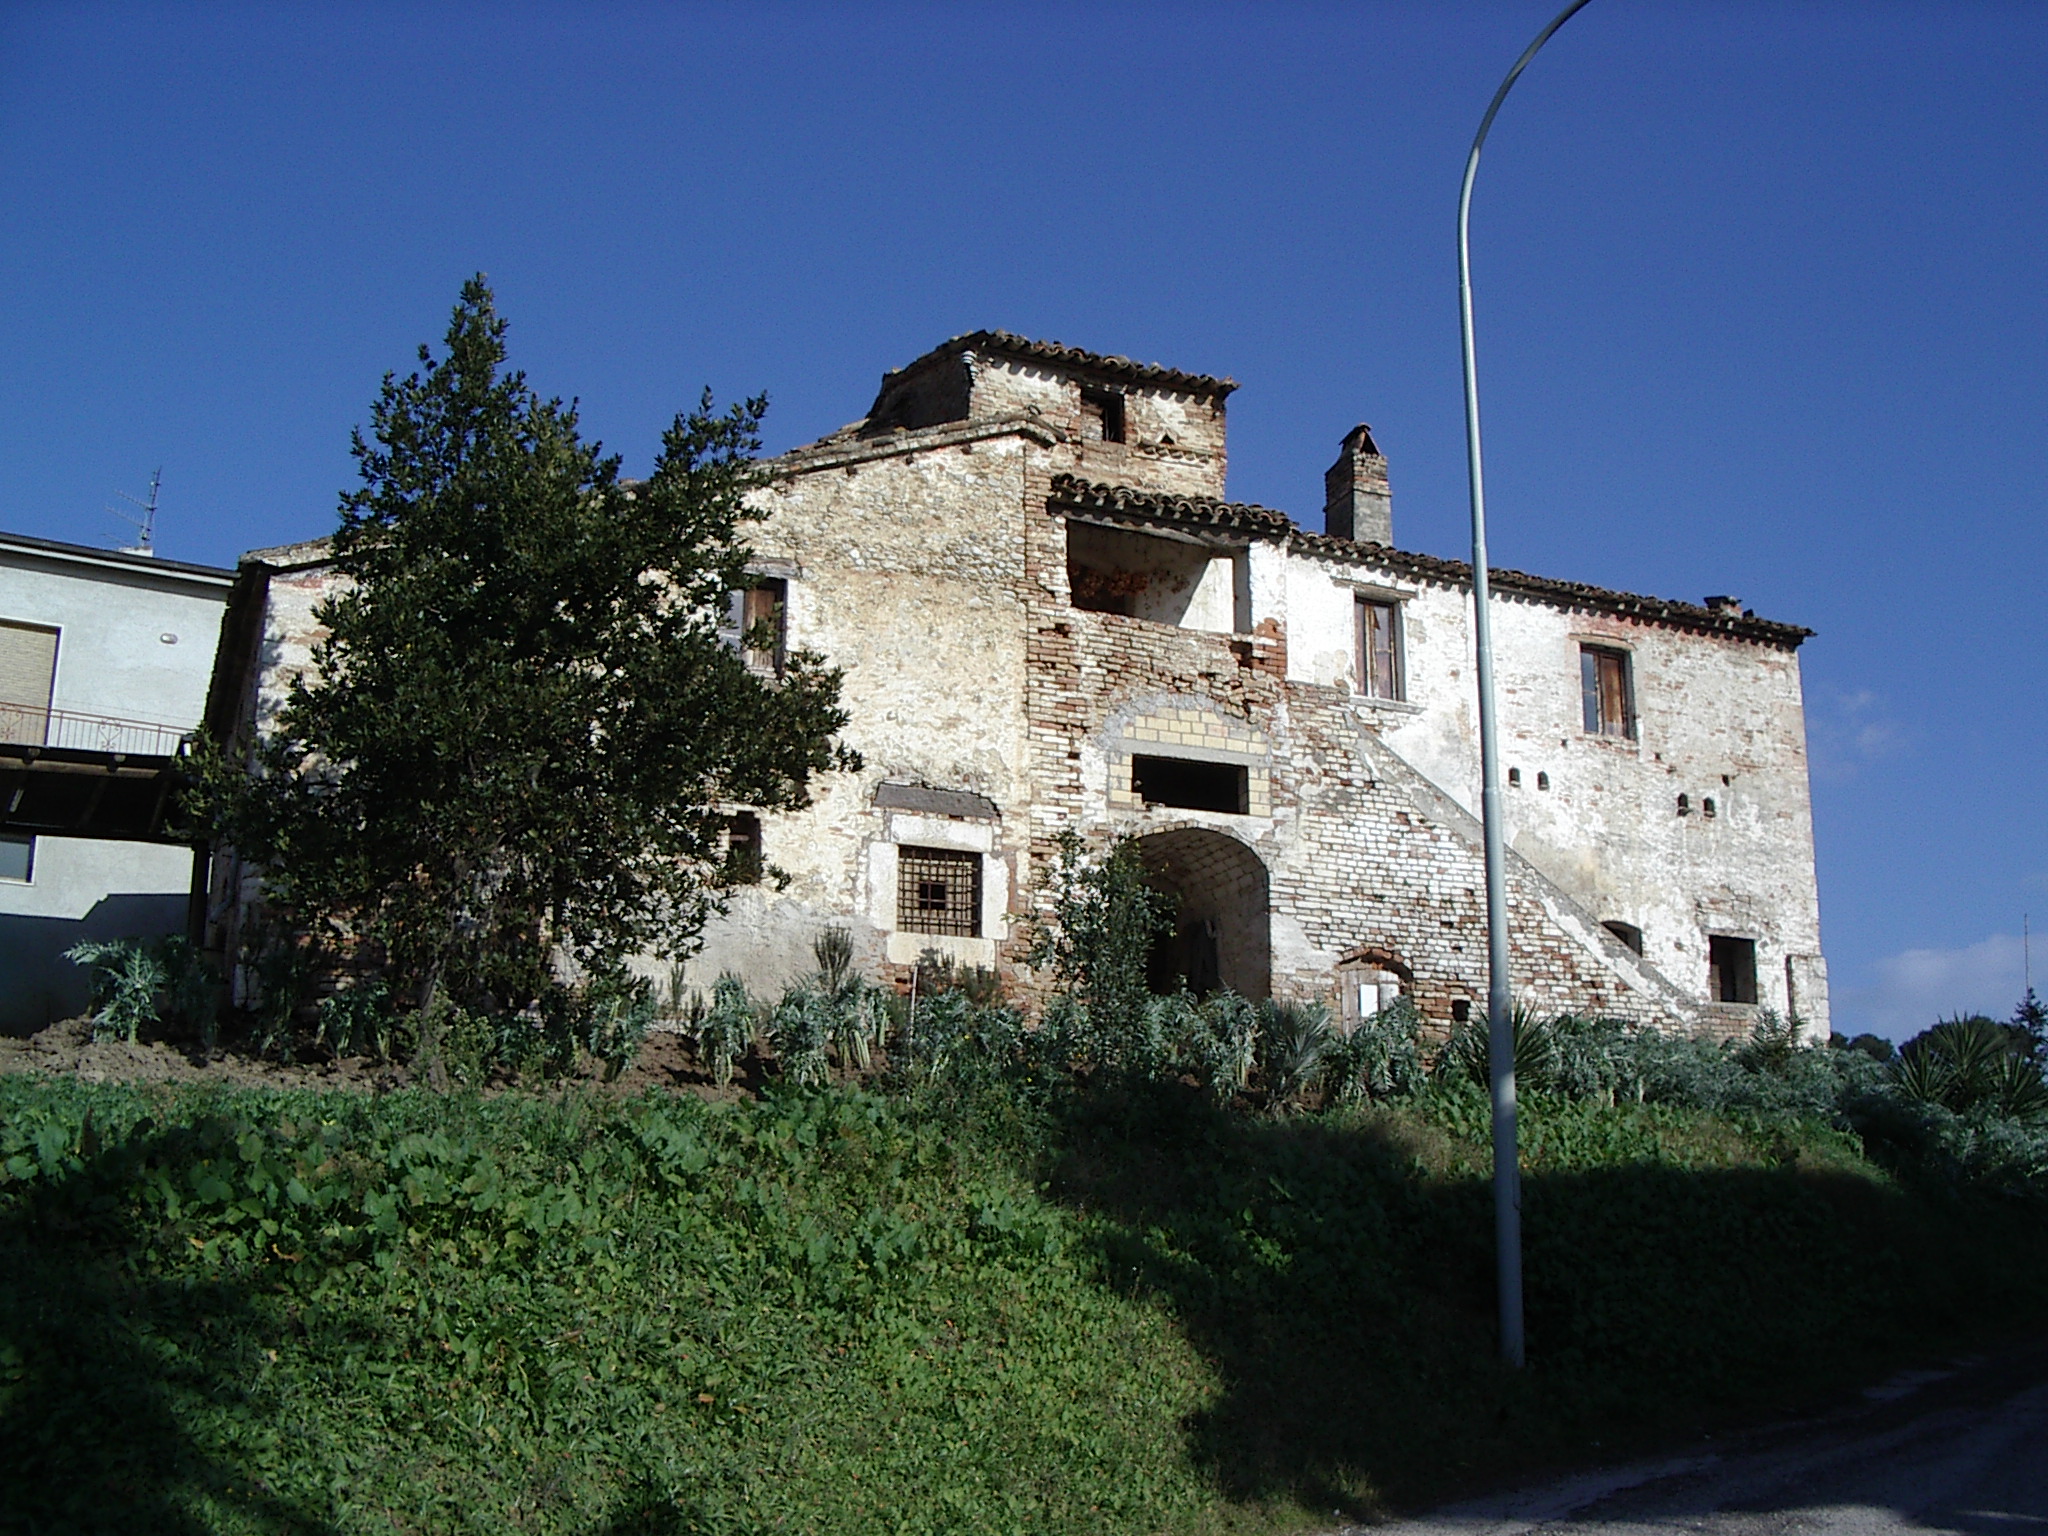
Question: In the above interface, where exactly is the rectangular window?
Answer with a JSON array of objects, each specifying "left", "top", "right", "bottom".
[
  {"left": 1081, "top": 385, "right": 1126, "bottom": 443},
  {"left": 1580, "top": 645, "right": 1634, "bottom": 739},
  {"left": 1132, "top": 755, "right": 1248, "bottom": 814},
  {"left": 1708, "top": 935, "right": 1758, "bottom": 1004},
  {"left": 726, "top": 578, "right": 787, "bottom": 674},
  {"left": 0, "top": 832, "right": 32, "bottom": 883},
  {"left": 724, "top": 811, "right": 763, "bottom": 885},
  {"left": 896, "top": 846, "right": 981, "bottom": 937},
  {"left": 0, "top": 621, "right": 58, "bottom": 747},
  {"left": 1357, "top": 599, "right": 1403, "bottom": 700}
]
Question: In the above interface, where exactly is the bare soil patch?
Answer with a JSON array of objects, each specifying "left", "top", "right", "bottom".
[{"left": 0, "top": 1017, "right": 757, "bottom": 1098}]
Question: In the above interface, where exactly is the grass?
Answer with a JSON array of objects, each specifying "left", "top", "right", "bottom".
[{"left": 3, "top": 1073, "right": 2045, "bottom": 1535}]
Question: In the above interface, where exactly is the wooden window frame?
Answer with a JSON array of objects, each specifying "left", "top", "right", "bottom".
[
  {"left": 1356, "top": 598, "right": 1404, "bottom": 702},
  {"left": 1579, "top": 644, "right": 1635, "bottom": 740}
]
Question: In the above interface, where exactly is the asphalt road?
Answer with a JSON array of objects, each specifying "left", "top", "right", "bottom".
[{"left": 1363, "top": 1350, "right": 2048, "bottom": 1536}]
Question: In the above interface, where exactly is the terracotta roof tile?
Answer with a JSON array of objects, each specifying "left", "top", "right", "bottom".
[
  {"left": 893, "top": 331, "right": 1237, "bottom": 398},
  {"left": 1049, "top": 477, "right": 1812, "bottom": 649}
]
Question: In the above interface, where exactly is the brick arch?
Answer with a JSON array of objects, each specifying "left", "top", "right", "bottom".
[
  {"left": 1131, "top": 826, "right": 1270, "bottom": 1000},
  {"left": 1335, "top": 946, "right": 1413, "bottom": 1029}
]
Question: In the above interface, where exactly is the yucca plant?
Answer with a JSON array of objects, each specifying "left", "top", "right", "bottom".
[
  {"left": 1258, "top": 998, "right": 1334, "bottom": 1107},
  {"left": 698, "top": 972, "right": 756, "bottom": 1088},
  {"left": 1436, "top": 1003, "right": 1559, "bottom": 1092}
]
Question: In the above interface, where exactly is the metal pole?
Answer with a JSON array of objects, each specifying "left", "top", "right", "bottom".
[{"left": 1458, "top": 0, "right": 1594, "bottom": 1371}]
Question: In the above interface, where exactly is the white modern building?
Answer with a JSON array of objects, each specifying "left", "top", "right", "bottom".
[{"left": 0, "top": 531, "right": 235, "bottom": 1031}]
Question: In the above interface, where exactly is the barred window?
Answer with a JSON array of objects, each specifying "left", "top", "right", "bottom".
[{"left": 896, "top": 846, "right": 980, "bottom": 937}]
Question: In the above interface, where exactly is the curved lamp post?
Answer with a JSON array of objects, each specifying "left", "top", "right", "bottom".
[{"left": 1459, "top": 0, "right": 1595, "bottom": 1371}]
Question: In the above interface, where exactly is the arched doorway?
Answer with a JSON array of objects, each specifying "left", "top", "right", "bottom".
[{"left": 1133, "top": 828, "right": 1271, "bottom": 1000}]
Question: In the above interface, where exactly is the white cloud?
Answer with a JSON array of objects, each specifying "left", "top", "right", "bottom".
[
  {"left": 1808, "top": 688, "right": 1905, "bottom": 784},
  {"left": 1835, "top": 933, "right": 2030, "bottom": 1041}
]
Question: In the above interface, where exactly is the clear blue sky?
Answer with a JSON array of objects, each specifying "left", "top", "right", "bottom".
[{"left": 3, "top": 2, "right": 2042, "bottom": 1038}]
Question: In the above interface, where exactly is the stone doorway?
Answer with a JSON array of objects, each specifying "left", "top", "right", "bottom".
[{"left": 1133, "top": 828, "right": 1271, "bottom": 1000}]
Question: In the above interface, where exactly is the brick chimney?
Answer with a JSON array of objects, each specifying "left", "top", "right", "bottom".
[{"left": 1323, "top": 424, "right": 1391, "bottom": 544}]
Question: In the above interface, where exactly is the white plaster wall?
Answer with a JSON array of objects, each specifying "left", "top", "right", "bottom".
[
  {"left": 1277, "top": 544, "right": 1827, "bottom": 1034},
  {"left": 0, "top": 546, "right": 229, "bottom": 1029},
  {"left": 683, "top": 433, "right": 1035, "bottom": 992}
]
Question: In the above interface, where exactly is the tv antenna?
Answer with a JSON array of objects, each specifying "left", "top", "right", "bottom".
[{"left": 109, "top": 468, "right": 162, "bottom": 555}]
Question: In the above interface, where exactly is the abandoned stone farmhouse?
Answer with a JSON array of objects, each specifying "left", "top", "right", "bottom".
[{"left": 216, "top": 331, "right": 1827, "bottom": 1038}]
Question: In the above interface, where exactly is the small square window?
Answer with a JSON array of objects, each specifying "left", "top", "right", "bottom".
[
  {"left": 0, "top": 832, "right": 32, "bottom": 883},
  {"left": 1357, "top": 598, "right": 1404, "bottom": 701},
  {"left": 1081, "top": 386, "right": 1126, "bottom": 444},
  {"left": 1580, "top": 645, "right": 1635, "bottom": 739},
  {"left": 1132, "top": 755, "right": 1248, "bottom": 814},
  {"left": 896, "top": 846, "right": 981, "bottom": 938}
]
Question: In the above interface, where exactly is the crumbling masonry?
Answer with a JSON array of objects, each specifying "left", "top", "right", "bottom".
[{"left": 222, "top": 331, "right": 1828, "bottom": 1038}]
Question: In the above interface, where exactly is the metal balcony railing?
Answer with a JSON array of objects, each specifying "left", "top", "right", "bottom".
[{"left": 0, "top": 700, "right": 194, "bottom": 758}]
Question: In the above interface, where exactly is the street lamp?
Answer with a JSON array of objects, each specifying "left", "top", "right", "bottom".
[{"left": 1458, "top": 0, "right": 1595, "bottom": 1371}]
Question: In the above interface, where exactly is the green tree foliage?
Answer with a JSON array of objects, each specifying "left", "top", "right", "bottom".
[
  {"left": 194, "top": 278, "right": 857, "bottom": 1032},
  {"left": 1026, "top": 830, "right": 1172, "bottom": 1036}
]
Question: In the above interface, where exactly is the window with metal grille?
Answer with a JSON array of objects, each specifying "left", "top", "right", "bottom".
[
  {"left": 896, "top": 846, "right": 980, "bottom": 937},
  {"left": 1356, "top": 598, "right": 1403, "bottom": 700},
  {"left": 1580, "top": 644, "right": 1635, "bottom": 739}
]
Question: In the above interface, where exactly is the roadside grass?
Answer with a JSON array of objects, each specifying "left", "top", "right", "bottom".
[{"left": 3, "top": 1075, "right": 2045, "bottom": 1535}]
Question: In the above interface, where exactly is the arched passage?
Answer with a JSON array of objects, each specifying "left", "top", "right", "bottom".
[{"left": 1133, "top": 828, "right": 1271, "bottom": 1000}]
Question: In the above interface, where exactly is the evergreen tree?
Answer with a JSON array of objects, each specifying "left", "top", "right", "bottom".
[{"left": 196, "top": 278, "right": 857, "bottom": 1028}]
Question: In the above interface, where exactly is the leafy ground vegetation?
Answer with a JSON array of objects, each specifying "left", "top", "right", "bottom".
[{"left": 7, "top": 963, "right": 2048, "bottom": 1535}]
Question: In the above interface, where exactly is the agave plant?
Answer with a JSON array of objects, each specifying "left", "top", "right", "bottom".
[
  {"left": 698, "top": 972, "right": 756, "bottom": 1088},
  {"left": 65, "top": 939, "right": 166, "bottom": 1043},
  {"left": 771, "top": 984, "right": 834, "bottom": 1089}
]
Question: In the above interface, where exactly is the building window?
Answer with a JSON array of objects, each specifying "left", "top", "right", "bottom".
[
  {"left": 0, "top": 832, "right": 32, "bottom": 883},
  {"left": 1132, "top": 755, "right": 1248, "bottom": 814},
  {"left": 1580, "top": 645, "right": 1634, "bottom": 739},
  {"left": 1081, "top": 385, "right": 1126, "bottom": 444},
  {"left": 0, "top": 620, "right": 59, "bottom": 747},
  {"left": 724, "top": 811, "right": 763, "bottom": 885},
  {"left": 726, "top": 578, "right": 787, "bottom": 674},
  {"left": 897, "top": 846, "right": 981, "bottom": 937},
  {"left": 1708, "top": 934, "right": 1758, "bottom": 1004},
  {"left": 1357, "top": 598, "right": 1403, "bottom": 701},
  {"left": 1602, "top": 920, "right": 1644, "bottom": 955}
]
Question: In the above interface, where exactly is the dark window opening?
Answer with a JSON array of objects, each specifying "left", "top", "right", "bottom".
[
  {"left": 1357, "top": 598, "right": 1403, "bottom": 700},
  {"left": 727, "top": 578, "right": 787, "bottom": 673},
  {"left": 724, "top": 811, "right": 763, "bottom": 885},
  {"left": 1149, "top": 916, "right": 1221, "bottom": 996},
  {"left": 1132, "top": 755, "right": 1248, "bottom": 814},
  {"left": 0, "top": 831, "right": 33, "bottom": 883},
  {"left": 1677, "top": 793, "right": 1691, "bottom": 815},
  {"left": 1580, "top": 645, "right": 1635, "bottom": 739},
  {"left": 1507, "top": 766, "right": 1521, "bottom": 787},
  {"left": 1702, "top": 797, "right": 1717, "bottom": 819},
  {"left": 1537, "top": 771, "right": 1550, "bottom": 790},
  {"left": 1708, "top": 934, "right": 1758, "bottom": 1004},
  {"left": 1081, "top": 385, "right": 1126, "bottom": 443},
  {"left": 897, "top": 846, "right": 981, "bottom": 937},
  {"left": 1451, "top": 999, "right": 1472, "bottom": 1024},
  {"left": 1602, "top": 920, "right": 1644, "bottom": 955}
]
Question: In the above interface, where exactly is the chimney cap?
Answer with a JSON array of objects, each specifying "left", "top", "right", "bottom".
[
  {"left": 1341, "top": 423, "right": 1382, "bottom": 456},
  {"left": 1705, "top": 594, "right": 1743, "bottom": 615}
]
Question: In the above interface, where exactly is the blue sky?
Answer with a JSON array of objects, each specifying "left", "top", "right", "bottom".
[{"left": 2, "top": 2, "right": 2042, "bottom": 1038}]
